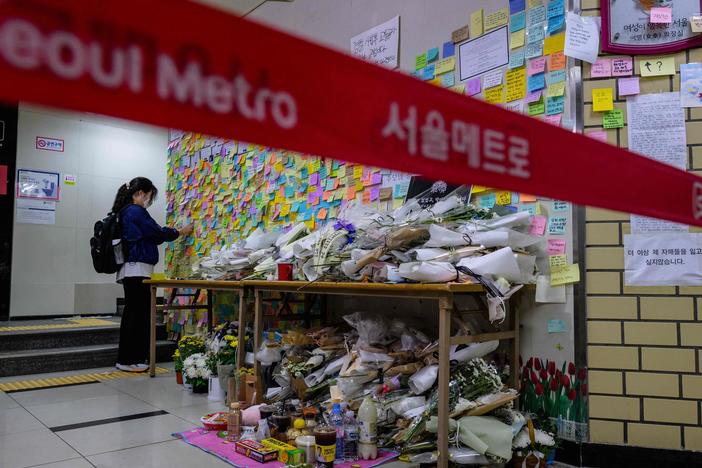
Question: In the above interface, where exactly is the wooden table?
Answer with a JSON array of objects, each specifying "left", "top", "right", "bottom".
[
  {"left": 244, "top": 280, "right": 520, "bottom": 468},
  {"left": 143, "top": 279, "right": 246, "bottom": 379}
]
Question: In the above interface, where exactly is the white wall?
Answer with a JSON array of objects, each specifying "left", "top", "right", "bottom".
[{"left": 11, "top": 105, "right": 168, "bottom": 317}]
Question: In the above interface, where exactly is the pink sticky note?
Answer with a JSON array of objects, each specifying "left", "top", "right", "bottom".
[
  {"left": 618, "top": 77, "right": 640, "bottom": 96},
  {"left": 467, "top": 77, "right": 482, "bottom": 96},
  {"left": 612, "top": 57, "right": 633, "bottom": 76},
  {"left": 525, "top": 90, "right": 542, "bottom": 103},
  {"left": 590, "top": 58, "right": 612, "bottom": 78},
  {"left": 529, "top": 215, "right": 547, "bottom": 236},
  {"left": 587, "top": 130, "right": 608, "bottom": 142},
  {"left": 650, "top": 7, "right": 672, "bottom": 24},
  {"left": 527, "top": 57, "right": 547, "bottom": 76},
  {"left": 548, "top": 239, "right": 566, "bottom": 255},
  {"left": 544, "top": 114, "right": 562, "bottom": 126}
]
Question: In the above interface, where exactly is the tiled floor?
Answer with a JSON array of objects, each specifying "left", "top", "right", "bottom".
[{"left": 0, "top": 366, "right": 583, "bottom": 468}]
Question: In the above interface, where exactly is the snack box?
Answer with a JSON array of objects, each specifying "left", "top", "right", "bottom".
[
  {"left": 235, "top": 439, "right": 278, "bottom": 463},
  {"left": 261, "top": 438, "right": 296, "bottom": 464}
]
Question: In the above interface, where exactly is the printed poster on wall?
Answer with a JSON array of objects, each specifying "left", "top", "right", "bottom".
[
  {"left": 458, "top": 26, "right": 509, "bottom": 81},
  {"left": 625, "top": 233, "right": 702, "bottom": 286},
  {"left": 350, "top": 16, "right": 400, "bottom": 69},
  {"left": 16, "top": 169, "right": 60, "bottom": 200},
  {"left": 602, "top": 0, "right": 702, "bottom": 54},
  {"left": 15, "top": 198, "right": 56, "bottom": 225}
]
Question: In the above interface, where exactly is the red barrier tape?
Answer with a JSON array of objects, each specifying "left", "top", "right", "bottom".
[{"left": 0, "top": 0, "right": 700, "bottom": 225}]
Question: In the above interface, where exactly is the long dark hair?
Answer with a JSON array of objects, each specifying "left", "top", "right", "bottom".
[{"left": 111, "top": 177, "right": 158, "bottom": 213}]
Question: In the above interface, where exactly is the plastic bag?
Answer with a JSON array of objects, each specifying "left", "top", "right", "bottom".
[
  {"left": 256, "top": 418, "right": 271, "bottom": 441},
  {"left": 244, "top": 228, "right": 280, "bottom": 250},
  {"left": 408, "top": 364, "right": 438, "bottom": 394},
  {"left": 343, "top": 312, "right": 389, "bottom": 346},
  {"left": 398, "top": 261, "right": 457, "bottom": 283},
  {"left": 255, "top": 343, "right": 282, "bottom": 366}
]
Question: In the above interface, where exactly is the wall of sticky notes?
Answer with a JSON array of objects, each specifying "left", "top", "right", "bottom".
[{"left": 163, "top": 131, "right": 412, "bottom": 275}]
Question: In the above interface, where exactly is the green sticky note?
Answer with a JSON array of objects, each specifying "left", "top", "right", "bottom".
[
  {"left": 528, "top": 96, "right": 545, "bottom": 116},
  {"left": 602, "top": 109, "right": 624, "bottom": 129},
  {"left": 416, "top": 53, "right": 427, "bottom": 70}
]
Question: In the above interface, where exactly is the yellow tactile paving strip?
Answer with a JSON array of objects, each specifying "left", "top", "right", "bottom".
[
  {"left": 0, "top": 367, "right": 170, "bottom": 392},
  {"left": 0, "top": 318, "right": 117, "bottom": 333}
]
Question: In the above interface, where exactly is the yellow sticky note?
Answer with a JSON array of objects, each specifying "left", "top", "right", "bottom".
[
  {"left": 549, "top": 254, "right": 567, "bottom": 269},
  {"left": 592, "top": 88, "right": 614, "bottom": 112},
  {"left": 435, "top": 57, "right": 456, "bottom": 75},
  {"left": 528, "top": 0, "right": 543, "bottom": 7},
  {"left": 280, "top": 204, "right": 290, "bottom": 216},
  {"left": 451, "top": 84, "right": 466, "bottom": 94},
  {"left": 428, "top": 77, "right": 442, "bottom": 87},
  {"left": 484, "top": 7, "right": 509, "bottom": 31},
  {"left": 484, "top": 84, "right": 505, "bottom": 104},
  {"left": 353, "top": 166, "right": 363, "bottom": 179},
  {"left": 638, "top": 56, "right": 676, "bottom": 77},
  {"left": 510, "top": 29, "right": 525, "bottom": 49},
  {"left": 472, "top": 185, "right": 490, "bottom": 193},
  {"left": 543, "top": 33, "right": 565, "bottom": 55},
  {"left": 470, "top": 9, "right": 484, "bottom": 38},
  {"left": 551, "top": 264, "right": 580, "bottom": 286},
  {"left": 496, "top": 191, "right": 512, "bottom": 205},
  {"left": 547, "top": 81, "right": 566, "bottom": 98},
  {"left": 505, "top": 67, "right": 527, "bottom": 102}
]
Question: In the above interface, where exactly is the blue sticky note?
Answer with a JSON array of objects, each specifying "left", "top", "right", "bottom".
[
  {"left": 548, "top": 216, "right": 567, "bottom": 234},
  {"left": 547, "top": 14, "right": 565, "bottom": 34},
  {"left": 521, "top": 203, "right": 537, "bottom": 216},
  {"left": 552, "top": 201, "right": 570, "bottom": 212},
  {"left": 527, "top": 5, "right": 546, "bottom": 27},
  {"left": 442, "top": 41, "right": 455, "bottom": 58},
  {"left": 285, "top": 186, "right": 294, "bottom": 197},
  {"left": 326, "top": 178, "right": 335, "bottom": 190},
  {"left": 421, "top": 64, "right": 435, "bottom": 81},
  {"left": 479, "top": 193, "right": 497, "bottom": 208},
  {"left": 546, "top": 95, "right": 564, "bottom": 115},
  {"left": 525, "top": 41, "right": 543, "bottom": 59},
  {"left": 546, "top": 69, "right": 566, "bottom": 85},
  {"left": 527, "top": 25, "right": 545, "bottom": 44},
  {"left": 527, "top": 73, "right": 546, "bottom": 93},
  {"left": 548, "top": 319, "right": 568, "bottom": 333},
  {"left": 509, "top": 48, "right": 526, "bottom": 69},
  {"left": 319, "top": 165, "right": 328, "bottom": 179},
  {"left": 300, "top": 167, "right": 308, "bottom": 179},
  {"left": 510, "top": 11, "right": 526, "bottom": 32},
  {"left": 426, "top": 47, "right": 440, "bottom": 63},
  {"left": 441, "top": 73, "right": 455, "bottom": 87},
  {"left": 512, "top": 193, "right": 520, "bottom": 204},
  {"left": 510, "top": 0, "right": 526, "bottom": 13},
  {"left": 547, "top": 0, "right": 565, "bottom": 18}
]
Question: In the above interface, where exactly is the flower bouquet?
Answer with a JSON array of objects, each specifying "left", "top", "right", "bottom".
[
  {"left": 512, "top": 419, "right": 556, "bottom": 468},
  {"left": 183, "top": 352, "right": 211, "bottom": 393}
]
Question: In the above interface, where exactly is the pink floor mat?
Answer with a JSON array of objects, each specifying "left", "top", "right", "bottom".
[{"left": 174, "top": 428, "right": 400, "bottom": 467}]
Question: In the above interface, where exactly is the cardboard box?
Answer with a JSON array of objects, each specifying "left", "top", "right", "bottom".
[
  {"left": 261, "top": 438, "right": 296, "bottom": 464},
  {"left": 235, "top": 439, "right": 278, "bottom": 464}
]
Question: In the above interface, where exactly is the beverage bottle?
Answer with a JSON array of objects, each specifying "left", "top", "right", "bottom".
[
  {"left": 226, "top": 402, "right": 242, "bottom": 442},
  {"left": 330, "top": 402, "right": 344, "bottom": 461},
  {"left": 313, "top": 423, "right": 337, "bottom": 468},
  {"left": 357, "top": 396, "right": 378, "bottom": 460},
  {"left": 343, "top": 410, "right": 359, "bottom": 462}
]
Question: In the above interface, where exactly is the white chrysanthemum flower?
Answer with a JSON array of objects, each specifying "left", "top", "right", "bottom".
[
  {"left": 512, "top": 428, "right": 531, "bottom": 449},
  {"left": 534, "top": 429, "right": 555, "bottom": 447}
]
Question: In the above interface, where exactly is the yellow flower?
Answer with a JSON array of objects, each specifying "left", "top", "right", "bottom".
[
  {"left": 224, "top": 335, "right": 235, "bottom": 341},
  {"left": 229, "top": 340, "right": 238, "bottom": 348}
]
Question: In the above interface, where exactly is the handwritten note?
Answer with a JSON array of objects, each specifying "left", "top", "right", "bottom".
[
  {"left": 602, "top": 109, "right": 624, "bottom": 129},
  {"left": 547, "top": 14, "right": 565, "bottom": 34},
  {"left": 434, "top": 57, "right": 456, "bottom": 74},
  {"left": 350, "top": 16, "right": 400, "bottom": 69},
  {"left": 552, "top": 201, "right": 569, "bottom": 211},
  {"left": 638, "top": 56, "right": 675, "bottom": 77},
  {"left": 452, "top": 25, "right": 470, "bottom": 43},
  {"left": 649, "top": 7, "right": 672, "bottom": 24},
  {"left": 479, "top": 193, "right": 496, "bottom": 208},
  {"left": 549, "top": 51, "right": 566, "bottom": 70},
  {"left": 587, "top": 130, "right": 608, "bottom": 142},
  {"left": 546, "top": 95, "right": 564, "bottom": 115},
  {"left": 510, "top": 0, "right": 526, "bottom": 13},
  {"left": 526, "top": 41, "right": 543, "bottom": 59},
  {"left": 484, "top": 69, "right": 504, "bottom": 88},
  {"left": 548, "top": 216, "right": 567, "bottom": 234},
  {"left": 426, "top": 47, "right": 440, "bottom": 63},
  {"left": 511, "top": 30, "right": 526, "bottom": 49},
  {"left": 544, "top": 32, "right": 565, "bottom": 55},
  {"left": 485, "top": 7, "right": 509, "bottom": 31},
  {"left": 525, "top": 90, "right": 542, "bottom": 103},
  {"left": 592, "top": 88, "right": 614, "bottom": 112},
  {"left": 496, "top": 191, "right": 512, "bottom": 205},
  {"left": 509, "top": 48, "right": 526, "bottom": 69},
  {"left": 529, "top": 215, "right": 547, "bottom": 235},
  {"left": 511, "top": 11, "right": 526, "bottom": 32},
  {"left": 551, "top": 264, "right": 580, "bottom": 285},
  {"left": 547, "top": 82, "right": 565, "bottom": 97},
  {"left": 546, "top": 69, "right": 566, "bottom": 85},
  {"left": 470, "top": 9, "right": 484, "bottom": 38},
  {"left": 528, "top": 96, "right": 545, "bottom": 115},
  {"left": 506, "top": 67, "right": 527, "bottom": 102},
  {"left": 547, "top": 0, "right": 565, "bottom": 18},
  {"left": 416, "top": 54, "right": 427, "bottom": 70},
  {"left": 548, "top": 238, "right": 566, "bottom": 255},
  {"left": 590, "top": 58, "right": 612, "bottom": 77},
  {"left": 543, "top": 113, "right": 561, "bottom": 126},
  {"left": 467, "top": 76, "right": 482, "bottom": 96},
  {"left": 527, "top": 5, "right": 546, "bottom": 27},
  {"left": 528, "top": 73, "right": 546, "bottom": 92},
  {"left": 549, "top": 254, "right": 567, "bottom": 269},
  {"left": 484, "top": 84, "right": 505, "bottom": 104},
  {"left": 618, "top": 77, "right": 639, "bottom": 96},
  {"left": 563, "top": 12, "right": 599, "bottom": 64},
  {"left": 527, "top": 24, "right": 545, "bottom": 44},
  {"left": 527, "top": 57, "right": 547, "bottom": 75},
  {"left": 691, "top": 16, "right": 702, "bottom": 33},
  {"left": 612, "top": 57, "right": 633, "bottom": 76}
]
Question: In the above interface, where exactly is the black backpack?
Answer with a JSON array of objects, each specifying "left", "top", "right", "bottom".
[{"left": 90, "top": 212, "right": 124, "bottom": 274}]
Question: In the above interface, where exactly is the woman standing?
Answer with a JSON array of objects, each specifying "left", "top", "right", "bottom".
[{"left": 111, "top": 177, "right": 192, "bottom": 372}]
